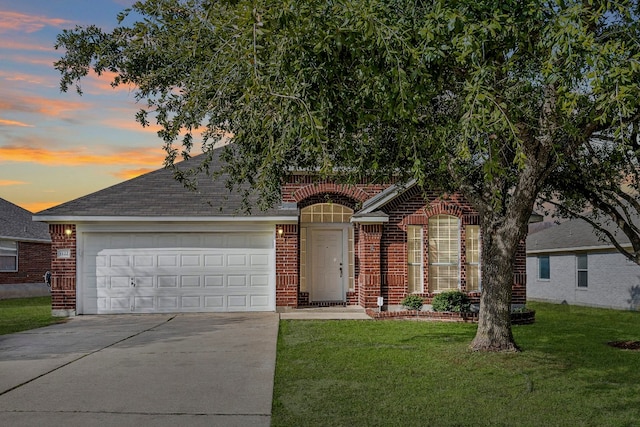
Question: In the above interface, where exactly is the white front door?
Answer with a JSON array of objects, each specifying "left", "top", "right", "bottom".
[{"left": 310, "top": 229, "right": 344, "bottom": 301}]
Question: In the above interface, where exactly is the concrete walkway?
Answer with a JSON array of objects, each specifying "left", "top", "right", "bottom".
[
  {"left": 278, "top": 305, "right": 372, "bottom": 320},
  {"left": 0, "top": 313, "right": 278, "bottom": 427}
]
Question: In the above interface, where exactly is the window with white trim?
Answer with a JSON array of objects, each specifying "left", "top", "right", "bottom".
[
  {"left": 407, "top": 226, "right": 424, "bottom": 293},
  {"left": 428, "top": 215, "right": 460, "bottom": 292},
  {"left": 0, "top": 240, "right": 17, "bottom": 272},
  {"left": 577, "top": 254, "right": 588, "bottom": 288}
]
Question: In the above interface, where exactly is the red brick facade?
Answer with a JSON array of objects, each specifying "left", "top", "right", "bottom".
[
  {"left": 45, "top": 179, "right": 526, "bottom": 314},
  {"left": 0, "top": 241, "right": 51, "bottom": 285},
  {"left": 278, "top": 178, "right": 527, "bottom": 309}
]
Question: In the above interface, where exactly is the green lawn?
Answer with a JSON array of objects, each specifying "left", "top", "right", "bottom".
[
  {"left": 272, "top": 302, "right": 640, "bottom": 427},
  {"left": 0, "top": 296, "right": 64, "bottom": 335}
]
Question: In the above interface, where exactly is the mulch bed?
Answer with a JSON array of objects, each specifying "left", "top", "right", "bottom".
[{"left": 607, "top": 341, "right": 640, "bottom": 350}]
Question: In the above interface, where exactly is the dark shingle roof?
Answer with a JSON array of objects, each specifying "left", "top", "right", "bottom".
[
  {"left": 0, "top": 198, "right": 50, "bottom": 242},
  {"left": 526, "top": 217, "right": 632, "bottom": 253},
  {"left": 34, "top": 148, "right": 295, "bottom": 219}
]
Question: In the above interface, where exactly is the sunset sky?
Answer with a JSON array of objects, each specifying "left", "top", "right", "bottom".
[{"left": 0, "top": 0, "right": 168, "bottom": 213}]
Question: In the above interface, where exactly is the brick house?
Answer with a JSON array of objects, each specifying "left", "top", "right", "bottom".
[
  {"left": 34, "top": 146, "right": 526, "bottom": 316},
  {"left": 0, "top": 198, "right": 51, "bottom": 298}
]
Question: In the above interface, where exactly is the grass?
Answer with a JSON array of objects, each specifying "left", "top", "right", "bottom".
[
  {"left": 0, "top": 296, "right": 64, "bottom": 335},
  {"left": 272, "top": 302, "right": 640, "bottom": 427}
]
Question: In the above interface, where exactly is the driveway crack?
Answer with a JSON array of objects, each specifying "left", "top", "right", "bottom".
[{"left": 0, "top": 315, "right": 177, "bottom": 397}]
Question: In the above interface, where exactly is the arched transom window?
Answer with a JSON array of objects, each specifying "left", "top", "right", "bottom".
[{"left": 300, "top": 203, "right": 354, "bottom": 223}]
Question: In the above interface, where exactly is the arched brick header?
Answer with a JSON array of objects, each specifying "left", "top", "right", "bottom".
[
  {"left": 423, "top": 201, "right": 464, "bottom": 218},
  {"left": 399, "top": 200, "right": 469, "bottom": 229},
  {"left": 292, "top": 183, "right": 370, "bottom": 204}
]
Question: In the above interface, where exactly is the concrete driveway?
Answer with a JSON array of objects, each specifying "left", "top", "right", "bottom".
[{"left": 0, "top": 313, "right": 278, "bottom": 427}]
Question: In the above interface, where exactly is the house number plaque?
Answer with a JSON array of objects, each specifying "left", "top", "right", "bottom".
[{"left": 57, "top": 249, "right": 71, "bottom": 259}]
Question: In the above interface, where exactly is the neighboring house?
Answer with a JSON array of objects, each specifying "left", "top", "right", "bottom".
[
  {"left": 34, "top": 146, "right": 526, "bottom": 316},
  {"left": 0, "top": 198, "right": 51, "bottom": 298},
  {"left": 527, "top": 218, "right": 640, "bottom": 311}
]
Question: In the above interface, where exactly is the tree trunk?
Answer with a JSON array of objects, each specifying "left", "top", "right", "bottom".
[{"left": 470, "top": 220, "right": 521, "bottom": 352}]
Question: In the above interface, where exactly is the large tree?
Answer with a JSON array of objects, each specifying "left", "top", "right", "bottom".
[{"left": 55, "top": 0, "right": 640, "bottom": 351}]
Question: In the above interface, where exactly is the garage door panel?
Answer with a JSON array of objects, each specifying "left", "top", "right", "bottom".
[
  {"left": 204, "top": 296, "right": 224, "bottom": 309},
  {"left": 181, "top": 254, "right": 201, "bottom": 267},
  {"left": 204, "top": 255, "right": 223, "bottom": 267},
  {"left": 250, "top": 275, "right": 269, "bottom": 287},
  {"left": 110, "top": 276, "right": 131, "bottom": 288},
  {"left": 251, "top": 254, "right": 269, "bottom": 266},
  {"left": 181, "top": 276, "right": 201, "bottom": 288},
  {"left": 250, "top": 295, "right": 270, "bottom": 308},
  {"left": 134, "top": 276, "right": 154, "bottom": 288},
  {"left": 227, "top": 254, "right": 247, "bottom": 267},
  {"left": 228, "top": 275, "right": 247, "bottom": 287},
  {"left": 158, "top": 276, "right": 178, "bottom": 288},
  {"left": 158, "top": 296, "right": 178, "bottom": 309},
  {"left": 158, "top": 255, "right": 178, "bottom": 267},
  {"left": 81, "top": 232, "right": 274, "bottom": 314},
  {"left": 110, "top": 297, "right": 130, "bottom": 310},
  {"left": 133, "top": 255, "right": 154, "bottom": 267},
  {"left": 134, "top": 296, "right": 154, "bottom": 310},
  {"left": 205, "top": 275, "right": 224, "bottom": 287},
  {"left": 228, "top": 295, "right": 247, "bottom": 308}
]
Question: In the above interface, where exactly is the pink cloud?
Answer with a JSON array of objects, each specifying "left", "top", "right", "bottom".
[
  {"left": 0, "top": 144, "right": 165, "bottom": 168},
  {"left": 0, "top": 95, "right": 87, "bottom": 118},
  {"left": 0, "top": 39, "right": 53, "bottom": 51},
  {"left": 0, "top": 11, "right": 73, "bottom": 34},
  {"left": 0, "top": 118, "right": 33, "bottom": 127},
  {"left": 0, "top": 179, "right": 27, "bottom": 186}
]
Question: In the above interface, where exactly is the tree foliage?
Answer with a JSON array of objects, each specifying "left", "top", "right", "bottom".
[{"left": 55, "top": 0, "right": 640, "bottom": 351}]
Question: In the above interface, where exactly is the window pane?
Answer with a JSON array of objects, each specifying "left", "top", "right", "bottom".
[
  {"left": 465, "top": 225, "right": 480, "bottom": 291},
  {"left": 0, "top": 256, "right": 17, "bottom": 271},
  {"left": 407, "top": 226, "right": 423, "bottom": 293},
  {"left": 300, "top": 203, "right": 353, "bottom": 224},
  {"left": 577, "top": 254, "right": 587, "bottom": 270},
  {"left": 0, "top": 240, "right": 17, "bottom": 272},
  {"left": 429, "top": 265, "right": 459, "bottom": 292},
  {"left": 428, "top": 215, "right": 460, "bottom": 292},
  {"left": 466, "top": 265, "right": 479, "bottom": 291},
  {"left": 538, "top": 256, "right": 550, "bottom": 280},
  {"left": 578, "top": 271, "right": 588, "bottom": 287}
]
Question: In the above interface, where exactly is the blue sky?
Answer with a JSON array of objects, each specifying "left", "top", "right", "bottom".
[{"left": 0, "top": 0, "right": 166, "bottom": 212}]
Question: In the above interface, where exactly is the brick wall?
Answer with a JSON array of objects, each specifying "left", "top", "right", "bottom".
[
  {"left": 278, "top": 178, "right": 527, "bottom": 309},
  {"left": 381, "top": 190, "right": 484, "bottom": 305},
  {"left": 0, "top": 241, "right": 51, "bottom": 285},
  {"left": 275, "top": 223, "right": 299, "bottom": 307},
  {"left": 49, "top": 224, "right": 76, "bottom": 314},
  {"left": 357, "top": 224, "right": 383, "bottom": 308}
]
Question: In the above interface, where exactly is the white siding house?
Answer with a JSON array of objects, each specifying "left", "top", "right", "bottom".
[{"left": 527, "top": 219, "right": 640, "bottom": 311}]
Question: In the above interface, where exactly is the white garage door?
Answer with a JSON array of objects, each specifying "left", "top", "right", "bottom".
[{"left": 80, "top": 232, "right": 274, "bottom": 314}]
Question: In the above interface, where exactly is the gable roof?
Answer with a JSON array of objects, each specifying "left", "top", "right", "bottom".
[
  {"left": 34, "top": 148, "right": 297, "bottom": 222},
  {"left": 526, "top": 217, "right": 633, "bottom": 254},
  {"left": 0, "top": 198, "right": 50, "bottom": 242}
]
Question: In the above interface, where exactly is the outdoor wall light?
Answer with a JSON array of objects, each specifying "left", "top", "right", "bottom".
[
  {"left": 277, "top": 228, "right": 284, "bottom": 237},
  {"left": 65, "top": 228, "right": 72, "bottom": 236}
]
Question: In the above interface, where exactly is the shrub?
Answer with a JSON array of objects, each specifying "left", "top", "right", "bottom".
[
  {"left": 432, "top": 291, "right": 471, "bottom": 312},
  {"left": 400, "top": 295, "right": 424, "bottom": 311}
]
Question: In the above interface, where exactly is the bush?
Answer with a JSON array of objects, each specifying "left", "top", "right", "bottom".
[
  {"left": 400, "top": 294, "right": 424, "bottom": 311},
  {"left": 432, "top": 291, "right": 471, "bottom": 312}
]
